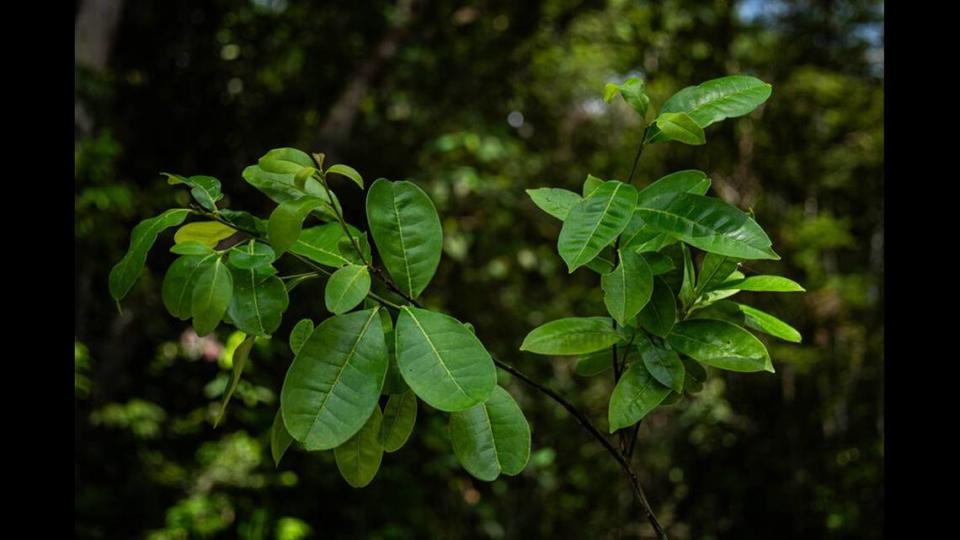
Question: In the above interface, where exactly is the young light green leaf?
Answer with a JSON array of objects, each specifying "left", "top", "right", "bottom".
[
  {"left": 226, "top": 265, "right": 289, "bottom": 337},
  {"left": 653, "top": 112, "right": 706, "bottom": 145},
  {"left": 526, "top": 188, "right": 582, "bottom": 221},
  {"left": 334, "top": 405, "right": 384, "bottom": 488},
  {"left": 395, "top": 307, "right": 496, "bottom": 412},
  {"left": 174, "top": 221, "right": 237, "bottom": 248},
  {"left": 164, "top": 173, "right": 223, "bottom": 211},
  {"left": 574, "top": 349, "right": 613, "bottom": 376},
  {"left": 636, "top": 334, "right": 684, "bottom": 393},
  {"left": 270, "top": 408, "right": 293, "bottom": 467},
  {"left": 659, "top": 75, "right": 772, "bottom": 129},
  {"left": 635, "top": 170, "right": 711, "bottom": 206},
  {"left": 605, "top": 77, "right": 650, "bottom": 118},
  {"left": 290, "top": 223, "right": 367, "bottom": 267},
  {"left": 268, "top": 196, "right": 329, "bottom": 255},
  {"left": 281, "top": 308, "right": 388, "bottom": 450},
  {"left": 325, "top": 264, "right": 371, "bottom": 315},
  {"left": 520, "top": 317, "right": 621, "bottom": 355},
  {"left": 242, "top": 163, "right": 340, "bottom": 221},
  {"left": 215, "top": 334, "right": 255, "bottom": 426},
  {"left": 162, "top": 253, "right": 218, "bottom": 319},
  {"left": 608, "top": 362, "right": 671, "bottom": 432},
  {"left": 288, "top": 319, "right": 314, "bottom": 354},
  {"left": 736, "top": 303, "right": 802, "bottom": 343},
  {"left": 602, "top": 250, "right": 654, "bottom": 325},
  {"left": 378, "top": 390, "right": 417, "bottom": 453},
  {"left": 558, "top": 180, "right": 638, "bottom": 272},
  {"left": 366, "top": 179, "right": 443, "bottom": 298},
  {"left": 449, "top": 386, "right": 531, "bottom": 481},
  {"left": 636, "top": 192, "right": 779, "bottom": 260},
  {"left": 636, "top": 276, "right": 677, "bottom": 338},
  {"left": 170, "top": 241, "right": 214, "bottom": 256},
  {"left": 720, "top": 275, "right": 806, "bottom": 292},
  {"left": 190, "top": 258, "right": 233, "bottom": 336},
  {"left": 228, "top": 241, "right": 276, "bottom": 270},
  {"left": 109, "top": 209, "right": 191, "bottom": 301},
  {"left": 697, "top": 253, "right": 740, "bottom": 294},
  {"left": 582, "top": 174, "right": 604, "bottom": 197},
  {"left": 258, "top": 147, "right": 315, "bottom": 174},
  {"left": 679, "top": 243, "right": 697, "bottom": 310},
  {"left": 326, "top": 164, "right": 364, "bottom": 189},
  {"left": 667, "top": 319, "right": 772, "bottom": 373}
]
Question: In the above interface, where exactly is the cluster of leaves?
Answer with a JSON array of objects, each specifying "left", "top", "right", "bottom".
[
  {"left": 110, "top": 148, "right": 531, "bottom": 487},
  {"left": 523, "top": 75, "right": 805, "bottom": 433}
]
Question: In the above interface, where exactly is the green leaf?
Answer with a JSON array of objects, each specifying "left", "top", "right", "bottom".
[
  {"left": 605, "top": 77, "right": 650, "bottom": 118},
  {"left": 697, "top": 253, "right": 740, "bottom": 294},
  {"left": 378, "top": 390, "right": 417, "bottom": 453},
  {"left": 641, "top": 252, "right": 674, "bottom": 275},
  {"left": 525, "top": 188, "right": 582, "bottom": 221},
  {"left": 366, "top": 179, "right": 443, "bottom": 298},
  {"left": 558, "top": 180, "right": 638, "bottom": 272},
  {"left": 280, "top": 308, "right": 388, "bottom": 450},
  {"left": 170, "top": 241, "right": 214, "bottom": 256},
  {"left": 449, "top": 386, "right": 531, "bottom": 481},
  {"left": 288, "top": 319, "right": 314, "bottom": 354},
  {"left": 608, "top": 362, "right": 671, "bottom": 432},
  {"left": 226, "top": 264, "right": 289, "bottom": 337},
  {"left": 325, "top": 264, "right": 371, "bottom": 315},
  {"left": 268, "top": 197, "right": 329, "bottom": 255},
  {"left": 636, "top": 277, "right": 677, "bottom": 338},
  {"left": 326, "top": 164, "right": 364, "bottom": 189},
  {"left": 679, "top": 243, "right": 697, "bottom": 310},
  {"left": 162, "top": 253, "right": 219, "bottom": 319},
  {"left": 635, "top": 170, "right": 712, "bottom": 206},
  {"left": 636, "top": 192, "right": 779, "bottom": 260},
  {"left": 667, "top": 319, "right": 772, "bottom": 373},
  {"left": 720, "top": 275, "right": 806, "bottom": 292},
  {"left": 582, "top": 174, "right": 604, "bottom": 197},
  {"left": 215, "top": 334, "right": 255, "bottom": 426},
  {"left": 520, "top": 317, "right": 621, "bottom": 355},
  {"left": 602, "top": 250, "right": 654, "bottom": 325},
  {"left": 334, "top": 405, "right": 384, "bottom": 488},
  {"left": 736, "top": 303, "right": 802, "bottom": 343},
  {"left": 337, "top": 233, "right": 372, "bottom": 266},
  {"left": 109, "top": 209, "right": 191, "bottom": 301},
  {"left": 681, "top": 355, "right": 708, "bottom": 383},
  {"left": 660, "top": 75, "right": 772, "bottom": 129},
  {"left": 219, "top": 209, "right": 268, "bottom": 236},
  {"left": 190, "top": 258, "right": 233, "bottom": 336},
  {"left": 574, "top": 349, "right": 613, "bottom": 376},
  {"left": 174, "top": 221, "right": 237, "bottom": 248},
  {"left": 395, "top": 307, "right": 496, "bottom": 412},
  {"left": 653, "top": 112, "right": 706, "bottom": 145},
  {"left": 636, "top": 334, "right": 684, "bottom": 393},
  {"left": 259, "top": 147, "right": 315, "bottom": 174},
  {"left": 270, "top": 409, "right": 293, "bottom": 467},
  {"left": 228, "top": 241, "right": 276, "bottom": 270},
  {"left": 290, "top": 223, "right": 368, "bottom": 268},
  {"left": 241, "top": 163, "right": 340, "bottom": 220},
  {"left": 164, "top": 173, "right": 223, "bottom": 211},
  {"left": 380, "top": 310, "right": 408, "bottom": 395}
]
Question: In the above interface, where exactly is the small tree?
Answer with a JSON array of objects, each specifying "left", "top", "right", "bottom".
[{"left": 111, "top": 73, "right": 801, "bottom": 538}]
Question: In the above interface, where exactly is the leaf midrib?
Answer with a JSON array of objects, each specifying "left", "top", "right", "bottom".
[
  {"left": 403, "top": 308, "right": 471, "bottom": 401},
  {"left": 572, "top": 183, "right": 623, "bottom": 266}
]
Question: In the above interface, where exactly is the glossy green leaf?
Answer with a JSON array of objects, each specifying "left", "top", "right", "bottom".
[
  {"left": 270, "top": 408, "right": 293, "bottom": 467},
  {"left": 660, "top": 75, "right": 772, "bottom": 129},
  {"left": 215, "top": 334, "right": 255, "bottom": 426},
  {"left": 636, "top": 192, "right": 779, "bottom": 260},
  {"left": 366, "top": 179, "right": 443, "bottom": 298},
  {"left": 170, "top": 241, "right": 214, "bottom": 256},
  {"left": 695, "top": 288, "right": 741, "bottom": 309},
  {"left": 268, "top": 197, "right": 330, "bottom": 256},
  {"left": 288, "top": 319, "right": 314, "bottom": 354},
  {"left": 697, "top": 253, "right": 740, "bottom": 294},
  {"left": 290, "top": 223, "right": 367, "bottom": 267},
  {"left": 190, "top": 258, "right": 233, "bottom": 336},
  {"left": 334, "top": 405, "right": 384, "bottom": 488},
  {"left": 325, "top": 264, "right": 371, "bottom": 315},
  {"left": 326, "top": 164, "right": 364, "bottom": 189},
  {"left": 582, "top": 174, "right": 604, "bottom": 197},
  {"left": 337, "top": 233, "right": 372, "bottom": 265},
  {"left": 162, "top": 253, "right": 218, "bottom": 319},
  {"left": 525, "top": 188, "right": 582, "bottom": 221},
  {"left": 520, "top": 317, "right": 621, "bottom": 355},
  {"left": 636, "top": 334, "right": 684, "bottom": 393},
  {"left": 641, "top": 252, "right": 674, "bottom": 275},
  {"left": 720, "top": 275, "right": 805, "bottom": 292},
  {"left": 109, "top": 209, "right": 191, "bottom": 301},
  {"left": 241, "top": 163, "right": 340, "bottom": 221},
  {"left": 378, "top": 390, "right": 417, "bottom": 452},
  {"left": 635, "top": 170, "right": 711, "bottom": 206},
  {"left": 164, "top": 173, "right": 222, "bottom": 211},
  {"left": 574, "top": 349, "right": 613, "bottom": 376},
  {"left": 174, "top": 221, "right": 236, "bottom": 248},
  {"left": 667, "top": 319, "right": 772, "bottom": 373},
  {"left": 602, "top": 250, "right": 654, "bottom": 325},
  {"left": 558, "top": 180, "right": 638, "bottom": 272},
  {"left": 636, "top": 277, "right": 677, "bottom": 338},
  {"left": 653, "top": 112, "right": 705, "bottom": 145},
  {"left": 736, "top": 303, "right": 802, "bottom": 343},
  {"left": 608, "top": 362, "right": 671, "bottom": 432},
  {"left": 449, "top": 386, "right": 531, "bottom": 481},
  {"left": 584, "top": 247, "right": 616, "bottom": 274},
  {"left": 679, "top": 243, "right": 697, "bottom": 310},
  {"left": 259, "top": 147, "right": 315, "bottom": 174},
  {"left": 395, "top": 307, "right": 496, "bottom": 412},
  {"left": 281, "top": 308, "right": 388, "bottom": 450},
  {"left": 226, "top": 264, "right": 288, "bottom": 337},
  {"left": 228, "top": 241, "right": 276, "bottom": 270}
]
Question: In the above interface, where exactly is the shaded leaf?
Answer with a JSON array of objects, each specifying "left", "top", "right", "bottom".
[
  {"left": 378, "top": 390, "right": 417, "bottom": 452},
  {"left": 288, "top": 319, "right": 314, "bottom": 354},
  {"left": 109, "top": 209, "right": 191, "bottom": 301},
  {"left": 327, "top": 164, "right": 364, "bottom": 189},
  {"left": 325, "top": 264, "right": 371, "bottom": 315},
  {"left": 526, "top": 188, "right": 582, "bottom": 221},
  {"left": 602, "top": 250, "right": 654, "bottom": 325},
  {"left": 636, "top": 277, "right": 677, "bottom": 338},
  {"left": 334, "top": 405, "right": 384, "bottom": 488},
  {"left": 520, "top": 317, "right": 621, "bottom": 355},
  {"left": 608, "top": 362, "right": 671, "bottom": 432},
  {"left": 215, "top": 334, "right": 255, "bottom": 426},
  {"left": 190, "top": 258, "right": 233, "bottom": 336},
  {"left": 449, "top": 386, "right": 531, "bottom": 481},
  {"left": 270, "top": 409, "right": 293, "bottom": 467}
]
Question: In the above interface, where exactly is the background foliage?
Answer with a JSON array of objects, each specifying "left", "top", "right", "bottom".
[{"left": 75, "top": 0, "right": 883, "bottom": 538}]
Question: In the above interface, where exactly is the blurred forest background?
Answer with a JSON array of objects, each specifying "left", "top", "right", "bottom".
[{"left": 75, "top": 0, "right": 883, "bottom": 538}]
